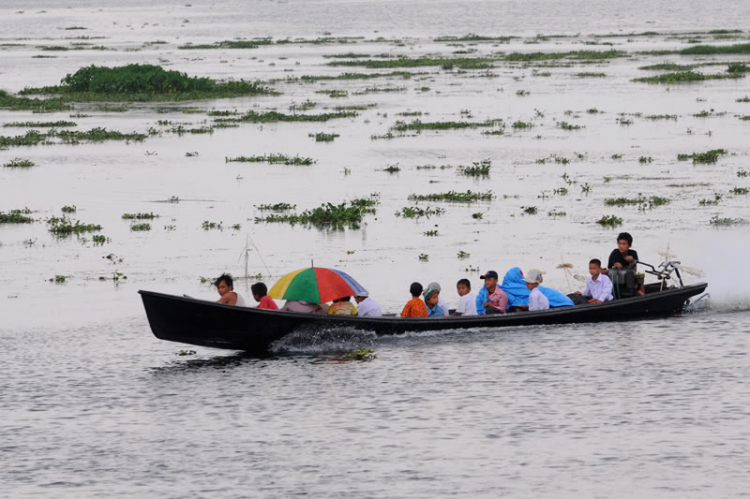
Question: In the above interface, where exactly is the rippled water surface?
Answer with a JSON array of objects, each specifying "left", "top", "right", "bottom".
[{"left": 2, "top": 0, "right": 750, "bottom": 496}]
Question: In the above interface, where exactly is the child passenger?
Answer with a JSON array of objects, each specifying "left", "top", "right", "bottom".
[
  {"left": 251, "top": 282, "right": 278, "bottom": 310},
  {"left": 574, "top": 259, "right": 613, "bottom": 304},
  {"left": 328, "top": 296, "right": 357, "bottom": 315},
  {"left": 453, "top": 278, "right": 477, "bottom": 316},
  {"left": 423, "top": 287, "right": 445, "bottom": 317},
  {"left": 401, "top": 282, "right": 428, "bottom": 318},
  {"left": 523, "top": 269, "right": 550, "bottom": 311}
]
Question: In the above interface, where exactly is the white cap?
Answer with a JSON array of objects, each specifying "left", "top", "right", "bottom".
[
  {"left": 523, "top": 269, "right": 544, "bottom": 284},
  {"left": 355, "top": 290, "right": 369, "bottom": 297}
]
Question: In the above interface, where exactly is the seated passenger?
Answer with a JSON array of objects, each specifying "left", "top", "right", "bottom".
[
  {"left": 524, "top": 269, "right": 550, "bottom": 311},
  {"left": 423, "top": 287, "right": 445, "bottom": 318},
  {"left": 251, "top": 282, "right": 279, "bottom": 310},
  {"left": 281, "top": 300, "right": 327, "bottom": 314},
  {"left": 500, "top": 267, "right": 574, "bottom": 309},
  {"left": 578, "top": 259, "right": 613, "bottom": 304},
  {"left": 475, "top": 270, "right": 508, "bottom": 315},
  {"left": 426, "top": 281, "right": 450, "bottom": 317},
  {"left": 453, "top": 278, "right": 477, "bottom": 316},
  {"left": 214, "top": 273, "right": 246, "bottom": 306},
  {"left": 401, "top": 282, "right": 428, "bottom": 318},
  {"left": 354, "top": 291, "right": 383, "bottom": 317},
  {"left": 328, "top": 296, "right": 357, "bottom": 315}
]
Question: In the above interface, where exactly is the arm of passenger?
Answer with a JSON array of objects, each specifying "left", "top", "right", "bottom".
[{"left": 475, "top": 289, "right": 486, "bottom": 315}]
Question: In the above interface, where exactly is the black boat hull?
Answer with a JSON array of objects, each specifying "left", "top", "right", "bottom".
[{"left": 139, "top": 283, "right": 708, "bottom": 351}]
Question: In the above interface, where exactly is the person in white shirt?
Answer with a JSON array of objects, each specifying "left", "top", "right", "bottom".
[
  {"left": 426, "top": 281, "right": 450, "bottom": 317},
  {"left": 452, "top": 278, "right": 477, "bottom": 316},
  {"left": 354, "top": 291, "right": 383, "bottom": 317},
  {"left": 574, "top": 259, "right": 614, "bottom": 304},
  {"left": 524, "top": 269, "right": 550, "bottom": 311}
]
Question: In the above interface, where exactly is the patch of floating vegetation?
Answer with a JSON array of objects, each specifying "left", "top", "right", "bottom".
[
  {"left": 3, "top": 120, "right": 76, "bottom": 127},
  {"left": 558, "top": 121, "right": 583, "bottom": 130},
  {"left": 130, "top": 223, "right": 151, "bottom": 231},
  {"left": 47, "top": 216, "right": 101, "bottom": 236},
  {"left": 645, "top": 114, "right": 678, "bottom": 120},
  {"left": 737, "top": 96, "right": 750, "bottom": 103},
  {"left": 699, "top": 193, "right": 723, "bottom": 206},
  {"left": 0, "top": 89, "right": 71, "bottom": 112},
  {"left": 214, "top": 110, "right": 357, "bottom": 123},
  {"left": 596, "top": 215, "right": 623, "bottom": 227},
  {"left": 122, "top": 212, "right": 158, "bottom": 220},
  {"left": 0, "top": 127, "right": 150, "bottom": 148},
  {"left": 504, "top": 50, "right": 626, "bottom": 62},
  {"left": 605, "top": 195, "right": 671, "bottom": 208},
  {"left": 254, "top": 202, "right": 370, "bottom": 230},
  {"left": 710, "top": 215, "right": 747, "bottom": 226},
  {"left": 256, "top": 203, "right": 296, "bottom": 211},
  {"left": 315, "top": 89, "right": 348, "bottom": 98},
  {"left": 731, "top": 187, "right": 750, "bottom": 195},
  {"left": 638, "top": 63, "right": 696, "bottom": 71},
  {"left": 3, "top": 158, "right": 35, "bottom": 168},
  {"left": 226, "top": 154, "right": 315, "bottom": 165},
  {"left": 396, "top": 206, "right": 445, "bottom": 219},
  {"left": 171, "top": 125, "right": 214, "bottom": 135},
  {"left": 677, "top": 149, "right": 727, "bottom": 164},
  {"left": 19, "top": 64, "right": 273, "bottom": 102},
  {"left": 408, "top": 190, "right": 493, "bottom": 203},
  {"left": 633, "top": 71, "right": 743, "bottom": 83},
  {"left": 328, "top": 57, "right": 498, "bottom": 69},
  {"left": 459, "top": 159, "right": 492, "bottom": 177},
  {"left": 727, "top": 63, "right": 750, "bottom": 73},
  {"left": 61, "top": 205, "right": 76, "bottom": 213},
  {"left": 309, "top": 132, "right": 339, "bottom": 142},
  {"left": 575, "top": 72, "right": 606, "bottom": 77},
  {"left": 434, "top": 34, "right": 516, "bottom": 43},
  {"left": 354, "top": 85, "right": 407, "bottom": 95},
  {"left": 178, "top": 40, "right": 269, "bottom": 50},
  {"left": 279, "top": 71, "right": 424, "bottom": 84},
  {"left": 0, "top": 208, "right": 33, "bottom": 224},
  {"left": 391, "top": 119, "right": 502, "bottom": 132}
]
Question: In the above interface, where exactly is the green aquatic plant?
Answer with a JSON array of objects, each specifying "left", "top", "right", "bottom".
[
  {"left": 737, "top": 96, "right": 750, "bottom": 103},
  {"left": 680, "top": 43, "right": 750, "bottom": 55},
  {"left": 408, "top": 190, "right": 493, "bottom": 203},
  {"left": 51, "top": 275, "right": 67, "bottom": 284},
  {"left": 434, "top": 34, "right": 515, "bottom": 43},
  {"left": 457, "top": 250, "right": 470, "bottom": 259},
  {"left": 122, "top": 212, "right": 158, "bottom": 220},
  {"left": 727, "top": 63, "right": 750, "bottom": 73},
  {"left": 92, "top": 234, "right": 107, "bottom": 245},
  {"left": 512, "top": 121, "right": 533, "bottom": 129},
  {"left": 130, "top": 223, "right": 151, "bottom": 231},
  {"left": 418, "top": 253, "right": 429, "bottom": 261},
  {"left": 391, "top": 119, "right": 501, "bottom": 132},
  {"left": 459, "top": 159, "right": 492, "bottom": 177},
  {"left": 645, "top": 114, "right": 678, "bottom": 120},
  {"left": 504, "top": 50, "right": 625, "bottom": 62},
  {"left": 548, "top": 210, "right": 567, "bottom": 217},
  {"left": 576, "top": 72, "right": 606, "bottom": 78},
  {"left": 343, "top": 347, "right": 377, "bottom": 361},
  {"left": 20, "top": 64, "right": 273, "bottom": 101},
  {"left": 677, "top": 149, "right": 727, "bottom": 164},
  {"left": 354, "top": 85, "right": 407, "bottom": 95},
  {"left": 216, "top": 110, "right": 357, "bottom": 123},
  {"left": 0, "top": 209, "right": 34, "bottom": 224},
  {"left": 522, "top": 206, "right": 538, "bottom": 215},
  {"left": 256, "top": 203, "right": 296, "bottom": 211},
  {"left": 226, "top": 154, "right": 315, "bottom": 165},
  {"left": 423, "top": 230, "right": 439, "bottom": 237},
  {"left": 3, "top": 120, "right": 76, "bottom": 127},
  {"left": 633, "top": 71, "right": 743, "bottom": 83},
  {"left": 315, "top": 89, "right": 348, "bottom": 98},
  {"left": 255, "top": 202, "right": 367, "bottom": 229},
  {"left": 309, "top": 132, "right": 339, "bottom": 142},
  {"left": 328, "top": 56, "right": 497, "bottom": 69},
  {"left": 178, "top": 40, "right": 268, "bottom": 49},
  {"left": 383, "top": 164, "right": 401, "bottom": 173},
  {"left": 47, "top": 216, "right": 102, "bottom": 236},
  {"left": 699, "top": 193, "right": 723, "bottom": 206},
  {"left": 597, "top": 215, "right": 623, "bottom": 227},
  {"left": 639, "top": 156, "right": 653, "bottom": 164},
  {"left": 185, "top": 151, "right": 199, "bottom": 157},
  {"left": 3, "top": 158, "right": 35, "bottom": 168},
  {"left": 730, "top": 187, "right": 749, "bottom": 195},
  {"left": 0, "top": 89, "right": 71, "bottom": 112},
  {"left": 61, "top": 205, "right": 77, "bottom": 213},
  {"left": 396, "top": 206, "right": 445, "bottom": 219},
  {"left": 638, "top": 63, "right": 695, "bottom": 71},
  {"left": 558, "top": 121, "right": 582, "bottom": 131},
  {"left": 710, "top": 215, "right": 746, "bottom": 226},
  {"left": 605, "top": 195, "right": 670, "bottom": 208}
]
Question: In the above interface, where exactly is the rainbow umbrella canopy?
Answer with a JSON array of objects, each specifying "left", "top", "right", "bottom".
[{"left": 269, "top": 267, "right": 368, "bottom": 304}]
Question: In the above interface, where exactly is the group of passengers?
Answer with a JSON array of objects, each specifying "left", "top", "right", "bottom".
[{"left": 213, "top": 232, "right": 642, "bottom": 318}]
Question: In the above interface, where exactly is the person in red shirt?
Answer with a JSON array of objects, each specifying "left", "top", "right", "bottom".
[
  {"left": 401, "top": 282, "right": 428, "bottom": 318},
  {"left": 251, "top": 282, "right": 279, "bottom": 310}
]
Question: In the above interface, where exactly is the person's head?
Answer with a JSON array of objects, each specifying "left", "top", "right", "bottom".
[
  {"left": 335, "top": 296, "right": 351, "bottom": 303},
  {"left": 410, "top": 282, "right": 423, "bottom": 297},
  {"left": 617, "top": 232, "right": 633, "bottom": 253},
  {"left": 457, "top": 278, "right": 471, "bottom": 296},
  {"left": 423, "top": 287, "right": 440, "bottom": 307},
  {"left": 354, "top": 291, "right": 369, "bottom": 304},
  {"left": 523, "top": 269, "right": 543, "bottom": 290},
  {"left": 481, "top": 270, "right": 499, "bottom": 291},
  {"left": 589, "top": 259, "right": 602, "bottom": 277},
  {"left": 251, "top": 282, "right": 268, "bottom": 302},
  {"left": 214, "top": 273, "right": 234, "bottom": 296}
]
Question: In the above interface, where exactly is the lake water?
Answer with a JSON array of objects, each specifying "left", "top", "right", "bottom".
[{"left": 1, "top": 0, "right": 749, "bottom": 497}]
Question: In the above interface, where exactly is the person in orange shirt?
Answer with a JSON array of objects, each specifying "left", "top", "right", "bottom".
[{"left": 401, "top": 282, "right": 428, "bottom": 318}]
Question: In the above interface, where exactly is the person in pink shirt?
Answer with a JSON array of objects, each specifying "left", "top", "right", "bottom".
[
  {"left": 478, "top": 270, "right": 508, "bottom": 315},
  {"left": 251, "top": 283, "right": 279, "bottom": 310}
]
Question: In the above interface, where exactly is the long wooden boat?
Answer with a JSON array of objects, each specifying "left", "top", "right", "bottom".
[{"left": 139, "top": 282, "right": 707, "bottom": 352}]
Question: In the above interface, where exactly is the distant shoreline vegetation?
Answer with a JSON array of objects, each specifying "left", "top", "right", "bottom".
[{"left": 17, "top": 64, "right": 275, "bottom": 102}]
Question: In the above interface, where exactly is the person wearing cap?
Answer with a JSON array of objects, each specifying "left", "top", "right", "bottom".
[
  {"left": 426, "top": 281, "right": 450, "bottom": 317},
  {"left": 354, "top": 291, "right": 382, "bottom": 317},
  {"left": 475, "top": 270, "right": 509, "bottom": 315},
  {"left": 524, "top": 269, "right": 550, "bottom": 311},
  {"left": 423, "top": 286, "right": 445, "bottom": 317}
]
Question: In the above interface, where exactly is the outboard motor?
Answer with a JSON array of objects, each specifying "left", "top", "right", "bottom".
[{"left": 610, "top": 268, "right": 637, "bottom": 299}]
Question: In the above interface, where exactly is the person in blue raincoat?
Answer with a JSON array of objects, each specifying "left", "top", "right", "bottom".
[{"left": 500, "top": 267, "right": 574, "bottom": 310}]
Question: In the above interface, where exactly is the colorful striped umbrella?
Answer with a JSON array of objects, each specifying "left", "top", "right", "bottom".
[{"left": 268, "top": 267, "right": 368, "bottom": 304}]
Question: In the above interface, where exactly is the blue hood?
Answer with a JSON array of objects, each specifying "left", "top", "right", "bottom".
[{"left": 501, "top": 267, "right": 574, "bottom": 308}]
